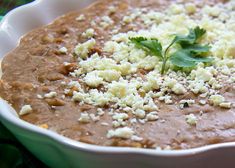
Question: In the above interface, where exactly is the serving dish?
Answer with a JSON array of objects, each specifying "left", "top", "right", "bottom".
[{"left": 0, "top": 0, "right": 235, "bottom": 167}]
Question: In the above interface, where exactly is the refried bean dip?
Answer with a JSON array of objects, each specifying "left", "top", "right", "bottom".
[{"left": 0, "top": 0, "right": 235, "bottom": 150}]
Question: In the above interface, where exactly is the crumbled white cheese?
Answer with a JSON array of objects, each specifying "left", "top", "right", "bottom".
[
  {"left": 89, "top": 113, "right": 100, "bottom": 122},
  {"left": 101, "top": 16, "right": 113, "bottom": 23},
  {"left": 97, "top": 108, "right": 105, "bottom": 116},
  {"left": 192, "top": 68, "right": 213, "bottom": 82},
  {"left": 99, "top": 70, "right": 121, "bottom": 82},
  {"left": 76, "top": 14, "right": 85, "bottom": 21},
  {"left": 209, "top": 78, "right": 222, "bottom": 90},
  {"left": 112, "top": 113, "right": 129, "bottom": 120},
  {"left": 108, "top": 6, "right": 116, "bottom": 14},
  {"left": 130, "top": 118, "right": 137, "bottom": 124},
  {"left": 84, "top": 71, "right": 103, "bottom": 87},
  {"left": 72, "top": 91, "right": 86, "bottom": 102},
  {"left": 143, "top": 98, "right": 158, "bottom": 111},
  {"left": 164, "top": 77, "right": 177, "bottom": 88},
  {"left": 108, "top": 81, "right": 128, "bottom": 98},
  {"left": 112, "top": 120, "right": 121, "bottom": 128},
  {"left": 203, "top": 5, "right": 221, "bottom": 17},
  {"left": 78, "top": 112, "right": 90, "bottom": 123},
  {"left": 44, "top": 91, "right": 57, "bottom": 98},
  {"left": 37, "top": 94, "right": 43, "bottom": 99},
  {"left": 221, "top": 66, "right": 231, "bottom": 75},
  {"left": 146, "top": 112, "right": 159, "bottom": 121},
  {"left": 139, "top": 119, "right": 146, "bottom": 124},
  {"left": 107, "top": 127, "right": 134, "bottom": 139},
  {"left": 19, "top": 105, "right": 32, "bottom": 116},
  {"left": 123, "top": 16, "right": 133, "bottom": 23},
  {"left": 74, "top": 38, "right": 96, "bottom": 59},
  {"left": 82, "top": 28, "right": 95, "bottom": 38},
  {"left": 59, "top": 47, "right": 68, "bottom": 53},
  {"left": 164, "top": 145, "right": 172, "bottom": 151},
  {"left": 199, "top": 100, "right": 207, "bottom": 105},
  {"left": 179, "top": 99, "right": 195, "bottom": 106},
  {"left": 123, "top": 107, "right": 132, "bottom": 112},
  {"left": 172, "top": 83, "right": 187, "bottom": 95},
  {"left": 70, "top": 69, "right": 83, "bottom": 77},
  {"left": 189, "top": 80, "right": 208, "bottom": 94},
  {"left": 209, "top": 94, "right": 225, "bottom": 106},
  {"left": 100, "top": 16, "right": 113, "bottom": 28},
  {"left": 226, "top": 40, "right": 235, "bottom": 58},
  {"left": 67, "top": 81, "right": 81, "bottom": 89},
  {"left": 159, "top": 95, "right": 173, "bottom": 104},
  {"left": 185, "top": 3, "right": 197, "bottom": 14},
  {"left": 169, "top": 4, "right": 185, "bottom": 14},
  {"left": 140, "top": 11, "right": 163, "bottom": 25},
  {"left": 219, "top": 102, "right": 232, "bottom": 109},
  {"left": 101, "top": 122, "right": 109, "bottom": 126},
  {"left": 88, "top": 89, "right": 111, "bottom": 106},
  {"left": 122, "top": 9, "right": 142, "bottom": 24},
  {"left": 103, "top": 41, "right": 119, "bottom": 53},
  {"left": 134, "top": 109, "right": 146, "bottom": 119},
  {"left": 185, "top": 114, "right": 197, "bottom": 125},
  {"left": 131, "top": 135, "right": 143, "bottom": 141}
]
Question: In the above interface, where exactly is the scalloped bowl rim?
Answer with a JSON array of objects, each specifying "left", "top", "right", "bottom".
[{"left": 0, "top": 0, "right": 235, "bottom": 158}]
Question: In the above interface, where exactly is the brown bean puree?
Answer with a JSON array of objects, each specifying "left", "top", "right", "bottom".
[{"left": 0, "top": 0, "right": 235, "bottom": 150}]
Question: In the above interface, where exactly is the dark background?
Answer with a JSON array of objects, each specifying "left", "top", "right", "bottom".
[
  {"left": 0, "top": 1, "right": 48, "bottom": 168},
  {"left": 0, "top": 0, "right": 33, "bottom": 15}
]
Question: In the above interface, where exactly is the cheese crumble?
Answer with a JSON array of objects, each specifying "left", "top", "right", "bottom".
[
  {"left": 107, "top": 127, "right": 134, "bottom": 139},
  {"left": 59, "top": 47, "right": 68, "bottom": 53},
  {"left": 19, "top": 105, "right": 32, "bottom": 116},
  {"left": 74, "top": 38, "right": 96, "bottom": 59},
  {"left": 44, "top": 91, "right": 57, "bottom": 98},
  {"left": 186, "top": 114, "right": 197, "bottom": 126}
]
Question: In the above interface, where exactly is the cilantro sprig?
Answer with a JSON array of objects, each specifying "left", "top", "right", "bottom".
[{"left": 129, "top": 26, "right": 213, "bottom": 74}]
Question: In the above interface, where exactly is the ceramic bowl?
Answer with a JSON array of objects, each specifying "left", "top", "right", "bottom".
[{"left": 0, "top": 0, "right": 235, "bottom": 167}]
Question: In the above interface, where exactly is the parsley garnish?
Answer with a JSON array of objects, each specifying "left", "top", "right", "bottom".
[{"left": 129, "top": 26, "right": 213, "bottom": 74}]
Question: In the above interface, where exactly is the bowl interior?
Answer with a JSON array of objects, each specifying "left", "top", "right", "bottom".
[{"left": 0, "top": 0, "right": 97, "bottom": 59}]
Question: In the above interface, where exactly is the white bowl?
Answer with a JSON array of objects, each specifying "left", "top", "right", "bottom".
[{"left": 1, "top": 0, "right": 235, "bottom": 167}]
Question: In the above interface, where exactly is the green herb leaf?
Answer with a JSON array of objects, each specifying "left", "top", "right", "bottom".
[
  {"left": 170, "top": 50, "right": 213, "bottom": 67},
  {"left": 129, "top": 26, "right": 213, "bottom": 75},
  {"left": 129, "top": 37, "right": 163, "bottom": 58},
  {"left": 170, "top": 27, "right": 212, "bottom": 68},
  {"left": 184, "top": 44, "right": 211, "bottom": 54},
  {"left": 170, "top": 50, "right": 197, "bottom": 67},
  {"left": 129, "top": 37, "right": 148, "bottom": 48},
  {"left": 173, "top": 26, "right": 207, "bottom": 47},
  {"left": 194, "top": 26, "right": 207, "bottom": 41}
]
